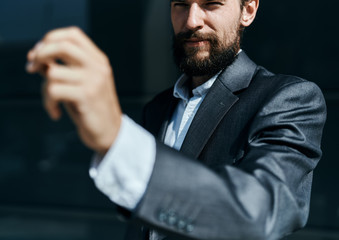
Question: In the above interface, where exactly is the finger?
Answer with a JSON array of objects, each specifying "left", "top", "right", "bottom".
[
  {"left": 42, "top": 81, "right": 62, "bottom": 120},
  {"left": 26, "top": 61, "right": 44, "bottom": 73},
  {"left": 43, "top": 81, "right": 85, "bottom": 120},
  {"left": 42, "top": 26, "right": 104, "bottom": 59},
  {"left": 27, "top": 41, "right": 43, "bottom": 61},
  {"left": 45, "top": 81, "right": 82, "bottom": 105},
  {"left": 26, "top": 42, "right": 48, "bottom": 73},
  {"left": 32, "top": 40, "right": 87, "bottom": 67},
  {"left": 45, "top": 63, "right": 82, "bottom": 85}
]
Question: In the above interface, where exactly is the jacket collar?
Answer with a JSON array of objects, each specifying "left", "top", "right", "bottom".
[
  {"left": 218, "top": 51, "right": 257, "bottom": 93},
  {"left": 173, "top": 73, "right": 219, "bottom": 104}
]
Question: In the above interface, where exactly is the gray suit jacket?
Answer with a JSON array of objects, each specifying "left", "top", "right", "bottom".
[{"left": 123, "top": 52, "right": 326, "bottom": 240}]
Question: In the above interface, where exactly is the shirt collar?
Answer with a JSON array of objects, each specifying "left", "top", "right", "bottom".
[
  {"left": 173, "top": 72, "right": 220, "bottom": 103},
  {"left": 173, "top": 50, "right": 243, "bottom": 103}
]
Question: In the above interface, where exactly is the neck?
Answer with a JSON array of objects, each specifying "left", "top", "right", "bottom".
[{"left": 191, "top": 75, "right": 214, "bottom": 89}]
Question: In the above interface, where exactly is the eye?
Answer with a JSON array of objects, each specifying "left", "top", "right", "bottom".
[{"left": 205, "top": 1, "right": 223, "bottom": 6}]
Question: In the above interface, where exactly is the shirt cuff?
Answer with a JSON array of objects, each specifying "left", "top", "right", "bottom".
[{"left": 89, "top": 114, "right": 156, "bottom": 210}]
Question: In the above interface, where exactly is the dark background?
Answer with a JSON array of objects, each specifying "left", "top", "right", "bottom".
[{"left": 0, "top": 0, "right": 338, "bottom": 239}]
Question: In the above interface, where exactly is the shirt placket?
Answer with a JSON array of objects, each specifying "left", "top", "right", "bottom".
[{"left": 173, "top": 95, "right": 201, "bottom": 150}]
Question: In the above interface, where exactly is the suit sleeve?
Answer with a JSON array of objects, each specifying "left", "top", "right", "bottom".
[{"left": 133, "top": 81, "right": 327, "bottom": 240}]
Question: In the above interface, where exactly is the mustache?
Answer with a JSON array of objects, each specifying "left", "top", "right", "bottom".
[{"left": 174, "top": 30, "right": 217, "bottom": 43}]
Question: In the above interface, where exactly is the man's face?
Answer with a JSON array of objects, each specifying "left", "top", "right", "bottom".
[{"left": 171, "top": 0, "right": 244, "bottom": 77}]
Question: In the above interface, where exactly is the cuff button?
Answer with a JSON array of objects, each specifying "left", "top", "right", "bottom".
[
  {"left": 177, "top": 220, "right": 186, "bottom": 230},
  {"left": 186, "top": 223, "right": 195, "bottom": 233},
  {"left": 167, "top": 212, "right": 178, "bottom": 226},
  {"left": 158, "top": 210, "right": 167, "bottom": 222}
]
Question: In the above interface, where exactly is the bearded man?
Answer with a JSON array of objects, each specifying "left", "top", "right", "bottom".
[{"left": 26, "top": 0, "right": 326, "bottom": 239}]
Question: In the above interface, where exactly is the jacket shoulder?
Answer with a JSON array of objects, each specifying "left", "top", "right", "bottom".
[
  {"left": 142, "top": 87, "right": 177, "bottom": 135},
  {"left": 253, "top": 66, "right": 320, "bottom": 90},
  {"left": 247, "top": 66, "right": 325, "bottom": 106}
]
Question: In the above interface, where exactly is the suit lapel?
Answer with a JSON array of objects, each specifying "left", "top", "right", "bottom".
[
  {"left": 180, "top": 51, "right": 257, "bottom": 158},
  {"left": 180, "top": 81, "right": 238, "bottom": 158}
]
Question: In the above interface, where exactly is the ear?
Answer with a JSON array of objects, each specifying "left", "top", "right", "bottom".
[{"left": 240, "top": 0, "right": 259, "bottom": 27}]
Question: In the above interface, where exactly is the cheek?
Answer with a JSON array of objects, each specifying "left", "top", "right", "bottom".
[
  {"left": 217, "top": 20, "right": 241, "bottom": 43},
  {"left": 171, "top": 11, "right": 183, "bottom": 35},
  {"left": 206, "top": 8, "right": 241, "bottom": 34},
  {"left": 171, "top": 8, "right": 191, "bottom": 34}
]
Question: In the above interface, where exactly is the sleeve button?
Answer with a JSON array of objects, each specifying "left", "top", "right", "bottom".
[
  {"left": 167, "top": 212, "right": 177, "bottom": 226},
  {"left": 158, "top": 210, "right": 167, "bottom": 222},
  {"left": 177, "top": 219, "right": 186, "bottom": 230},
  {"left": 186, "top": 223, "right": 195, "bottom": 233}
]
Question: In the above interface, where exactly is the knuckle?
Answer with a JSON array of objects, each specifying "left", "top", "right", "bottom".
[
  {"left": 102, "top": 54, "right": 112, "bottom": 68},
  {"left": 97, "top": 57, "right": 113, "bottom": 78},
  {"left": 94, "top": 70, "right": 112, "bottom": 93},
  {"left": 68, "top": 26, "right": 83, "bottom": 38},
  {"left": 43, "top": 26, "right": 83, "bottom": 42},
  {"left": 101, "top": 54, "right": 109, "bottom": 63},
  {"left": 43, "top": 29, "right": 60, "bottom": 42},
  {"left": 43, "top": 32, "right": 54, "bottom": 42},
  {"left": 102, "top": 65, "right": 113, "bottom": 79}
]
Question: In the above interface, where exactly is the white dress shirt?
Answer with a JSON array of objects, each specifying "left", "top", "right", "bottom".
[
  {"left": 164, "top": 74, "right": 218, "bottom": 150},
  {"left": 90, "top": 73, "right": 219, "bottom": 210}
]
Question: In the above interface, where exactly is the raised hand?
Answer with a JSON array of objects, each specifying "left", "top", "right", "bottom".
[{"left": 26, "top": 27, "right": 122, "bottom": 154}]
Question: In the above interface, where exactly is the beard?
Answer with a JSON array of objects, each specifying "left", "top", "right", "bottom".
[{"left": 172, "top": 28, "right": 241, "bottom": 77}]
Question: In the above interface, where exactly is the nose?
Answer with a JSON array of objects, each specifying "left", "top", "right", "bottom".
[{"left": 185, "top": 4, "right": 204, "bottom": 31}]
